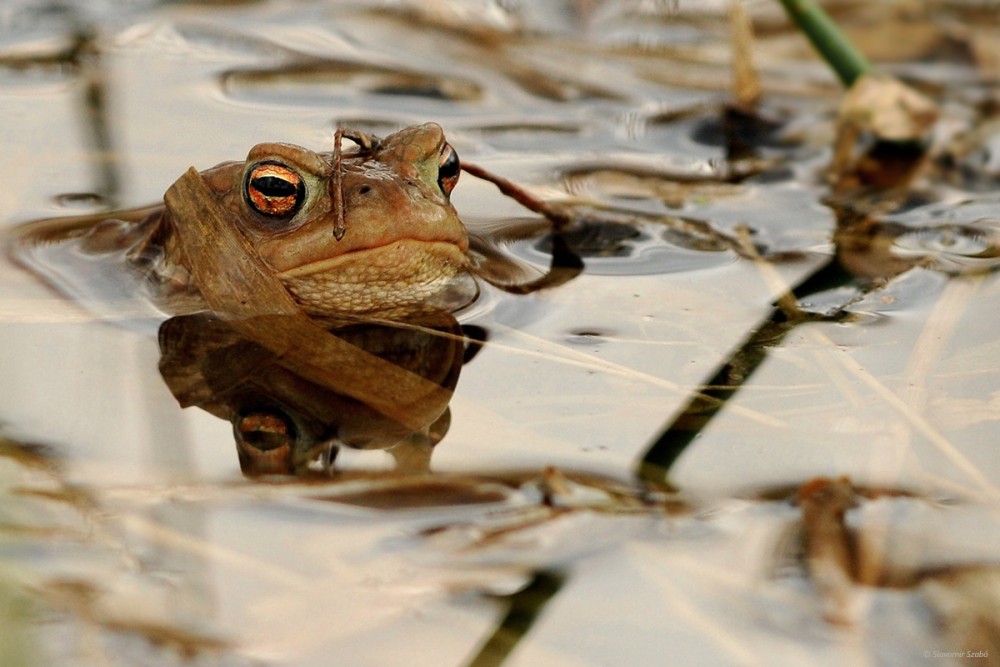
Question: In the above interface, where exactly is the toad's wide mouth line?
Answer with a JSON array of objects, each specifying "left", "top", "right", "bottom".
[{"left": 274, "top": 238, "right": 469, "bottom": 279}]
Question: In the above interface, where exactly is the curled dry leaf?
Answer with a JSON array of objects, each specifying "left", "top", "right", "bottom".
[
  {"left": 838, "top": 75, "right": 939, "bottom": 143},
  {"left": 831, "top": 74, "right": 940, "bottom": 188}
]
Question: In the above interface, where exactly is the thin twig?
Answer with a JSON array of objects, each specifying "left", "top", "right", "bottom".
[
  {"left": 461, "top": 161, "right": 575, "bottom": 230},
  {"left": 331, "top": 128, "right": 346, "bottom": 241}
]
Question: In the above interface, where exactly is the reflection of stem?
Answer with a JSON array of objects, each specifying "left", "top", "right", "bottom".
[
  {"left": 462, "top": 161, "right": 585, "bottom": 292},
  {"left": 728, "top": 1, "right": 760, "bottom": 110},
  {"left": 72, "top": 24, "right": 120, "bottom": 208},
  {"left": 465, "top": 570, "right": 565, "bottom": 667}
]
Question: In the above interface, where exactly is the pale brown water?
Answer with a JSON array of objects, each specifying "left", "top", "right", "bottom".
[{"left": 1, "top": 1, "right": 1000, "bottom": 665}]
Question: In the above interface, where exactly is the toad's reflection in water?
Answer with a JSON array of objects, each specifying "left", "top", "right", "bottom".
[{"left": 158, "top": 310, "right": 476, "bottom": 476}]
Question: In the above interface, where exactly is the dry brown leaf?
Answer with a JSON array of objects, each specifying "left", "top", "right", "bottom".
[{"left": 839, "top": 74, "right": 939, "bottom": 144}]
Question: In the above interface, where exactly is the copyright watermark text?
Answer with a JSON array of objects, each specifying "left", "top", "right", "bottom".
[{"left": 923, "top": 650, "right": 989, "bottom": 659}]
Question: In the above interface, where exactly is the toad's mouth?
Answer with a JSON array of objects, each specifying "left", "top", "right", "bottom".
[{"left": 274, "top": 238, "right": 469, "bottom": 281}]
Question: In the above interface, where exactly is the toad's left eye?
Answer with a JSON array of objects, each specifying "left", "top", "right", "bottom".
[
  {"left": 245, "top": 162, "right": 305, "bottom": 218},
  {"left": 437, "top": 143, "right": 460, "bottom": 197}
]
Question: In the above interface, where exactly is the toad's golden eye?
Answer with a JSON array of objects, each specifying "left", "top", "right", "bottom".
[
  {"left": 437, "top": 143, "right": 460, "bottom": 197},
  {"left": 245, "top": 162, "right": 305, "bottom": 218}
]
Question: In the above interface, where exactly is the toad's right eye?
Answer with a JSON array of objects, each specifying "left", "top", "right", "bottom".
[{"left": 245, "top": 162, "right": 305, "bottom": 218}]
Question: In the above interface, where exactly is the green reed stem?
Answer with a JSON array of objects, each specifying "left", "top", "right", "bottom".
[{"left": 777, "top": 0, "right": 872, "bottom": 87}]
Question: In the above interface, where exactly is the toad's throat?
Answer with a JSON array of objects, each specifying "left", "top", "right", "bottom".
[{"left": 274, "top": 239, "right": 470, "bottom": 315}]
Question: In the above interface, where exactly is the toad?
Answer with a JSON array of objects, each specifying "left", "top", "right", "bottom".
[{"left": 16, "top": 122, "right": 469, "bottom": 317}]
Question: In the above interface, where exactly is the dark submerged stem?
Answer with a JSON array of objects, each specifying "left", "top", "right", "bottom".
[
  {"left": 636, "top": 257, "right": 856, "bottom": 490},
  {"left": 465, "top": 570, "right": 565, "bottom": 667}
]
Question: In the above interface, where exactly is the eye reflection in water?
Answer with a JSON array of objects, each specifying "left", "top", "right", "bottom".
[{"left": 157, "top": 310, "right": 478, "bottom": 476}]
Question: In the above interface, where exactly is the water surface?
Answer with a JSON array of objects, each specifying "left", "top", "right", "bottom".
[{"left": 1, "top": 2, "right": 1000, "bottom": 665}]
